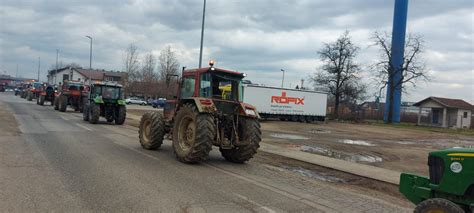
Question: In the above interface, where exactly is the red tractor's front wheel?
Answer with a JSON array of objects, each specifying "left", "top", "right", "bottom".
[
  {"left": 172, "top": 104, "right": 214, "bottom": 163},
  {"left": 139, "top": 112, "right": 165, "bottom": 150}
]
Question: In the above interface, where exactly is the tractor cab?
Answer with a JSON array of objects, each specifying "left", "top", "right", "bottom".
[
  {"left": 61, "top": 81, "right": 84, "bottom": 93},
  {"left": 164, "top": 61, "right": 255, "bottom": 122},
  {"left": 89, "top": 81, "right": 123, "bottom": 103}
]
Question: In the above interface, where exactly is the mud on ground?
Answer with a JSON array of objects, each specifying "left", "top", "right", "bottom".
[{"left": 262, "top": 121, "right": 474, "bottom": 175}]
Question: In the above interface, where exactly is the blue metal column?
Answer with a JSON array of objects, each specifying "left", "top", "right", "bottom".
[{"left": 384, "top": 0, "right": 408, "bottom": 123}]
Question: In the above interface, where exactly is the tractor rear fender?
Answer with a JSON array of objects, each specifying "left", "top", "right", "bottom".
[
  {"left": 399, "top": 173, "right": 432, "bottom": 205},
  {"left": 187, "top": 98, "right": 217, "bottom": 113},
  {"left": 239, "top": 103, "right": 260, "bottom": 119}
]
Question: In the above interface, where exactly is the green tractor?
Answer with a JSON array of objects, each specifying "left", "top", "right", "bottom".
[
  {"left": 400, "top": 148, "right": 474, "bottom": 213},
  {"left": 82, "top": 81, "right": 126, "bottom": 125},
  {"left": 138, "top": 62, "right": 261, "bottom": 164}
]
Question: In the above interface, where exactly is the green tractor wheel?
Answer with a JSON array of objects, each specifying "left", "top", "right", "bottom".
[
  {"left": 172, "top": 104, "right": 214, "bottom": 163},
  {"left": 115, "top": 105, "right": 126, "bottom": 125},
  {"left": 220, "top": 117, "right": 261, "bottom": 163},
  {"left": 83, "top": 104, "right": 90, "bottom": 121},
  {"left": 414, "top": 198, "right": 465, "bottom": 213},
  {"left": 138, "top": 112, "right": 165, "bottom": 150},
  {"left": 89, "top": 103, "right": 100, "bottom": 124}
]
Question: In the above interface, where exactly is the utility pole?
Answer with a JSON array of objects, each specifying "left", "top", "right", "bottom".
[
  {"left": 55, "top": 49, "right": 59, "bottom": 84},
  {"left": 37, "top": 57, "right": 41, "bottom": 81},
  {"left": 281, "top": 69, "right": 285, "bottom": 88},
  {"left": 198, "top": 0, "right": 206, "bottom": 68},
  {"left": 86, "top": 36, "right": 93, "bottom": 85},
  {"left": 16, "top": 64, "right": 18, "bottom": 78}
]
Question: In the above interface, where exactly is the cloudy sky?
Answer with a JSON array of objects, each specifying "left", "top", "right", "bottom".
[{"left": 1, "top": 0, "right": 473, "bottom": 103}]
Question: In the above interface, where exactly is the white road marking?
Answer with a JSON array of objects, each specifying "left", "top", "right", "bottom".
[
  {"left": 234, "top": 193, "right": 276, "bottom": 213},
  {"left": 76, "top": 123, "right": 92, "bottom": 131},
  {"left": 60, "top": 115, "right": 69, "bottom": 121}
]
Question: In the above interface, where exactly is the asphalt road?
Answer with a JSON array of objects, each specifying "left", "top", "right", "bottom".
[{"left": 0, "top": 92, "right": 409, "bottom": 212}]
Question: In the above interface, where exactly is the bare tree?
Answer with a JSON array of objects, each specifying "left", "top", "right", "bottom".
[
  {"left": 311, "top": 31, "right": 365, "bottom": 118},
  {"left": 371, "top": 31, "right": 429, "bottom": 123},
  {"left": 158, "top": 45, "right": 180, "bottom": 82},
  {"left": 122, "top": 44, "right": 140, "bottom": 96},
  {"left": 141, "top": 52, "right": 158, "bottom": 99}
]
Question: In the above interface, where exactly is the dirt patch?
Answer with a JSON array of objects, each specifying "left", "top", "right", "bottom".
[{"left": 0, "top": 101, "right": 20, "bottom": 136}]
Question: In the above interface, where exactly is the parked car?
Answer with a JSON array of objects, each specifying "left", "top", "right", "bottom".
[
  {"left": 125, "top": 97, "right": 147, "bottom": 105},
  {"left": 151, "top": 98, "right": 167, "bottom": 108}
]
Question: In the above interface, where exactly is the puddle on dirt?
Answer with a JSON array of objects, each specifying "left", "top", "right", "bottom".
[
  {"left": 300, "top": 145, "right": 383, "bottom": 163},
  {"left": 396, "top": 141, "right": 415, "bottom": 145},
  {"left": 340, "top": 139, "right": 375, "bottom": 146},
  {"left": 309, "top": 129, "right": 331, "bottom": 134},
  {"left": 279, "top": 165, "right": 346, "bottom": 183},
  {"left": 270, "top": 133, "right": 309, "bottom": 140}
]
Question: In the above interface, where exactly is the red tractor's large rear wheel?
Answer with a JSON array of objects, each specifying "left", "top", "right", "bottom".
[
  {"left": 220, "top": 117, "right": 261, "bottom": 163},
  {"left": 172, "top": 104, "right": 215, "bottom": 163},
  {"left": 139, "top": 112, "right": 165, "bottom": 150}
]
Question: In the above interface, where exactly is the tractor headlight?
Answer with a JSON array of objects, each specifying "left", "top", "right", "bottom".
[{"left": 245, "top": 109, "right": 256, "bottom": 116}]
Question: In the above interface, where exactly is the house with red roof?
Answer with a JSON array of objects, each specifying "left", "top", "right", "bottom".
[
  {"left": 414, "top": 97, "right": 472, "bottom": 128},
  {"left": 47, "top": 66, "right": 126, "bottom": 85}
]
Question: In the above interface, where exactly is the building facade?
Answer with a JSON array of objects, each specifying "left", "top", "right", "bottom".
[
  {"left": 414, "top": 97, "right": 472, "bottom": 129},
  {"left": 47, "top": 67, "right": 126, "bottom": 85}
]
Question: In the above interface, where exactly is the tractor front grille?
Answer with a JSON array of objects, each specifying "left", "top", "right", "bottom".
[{"left": 428, "top": 156, "right": 444, "bottom": 184}]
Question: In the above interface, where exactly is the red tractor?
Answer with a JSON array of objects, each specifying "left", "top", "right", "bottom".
[
  {"left": 138, "top": 62, "right": 261, "bottom": 163},
  {"left": 37, "top": 84, "right": 57, "bottom": 106},
  {"left": 26, "top": 82, "right": 42, "bottom": 101},
  {"left": 54, "top": 81, "right": 86, "bottom": 112}
]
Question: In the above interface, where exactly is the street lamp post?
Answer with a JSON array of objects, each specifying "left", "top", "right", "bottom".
[
  {"left": 281, "top": 69, "right": 285, "bottom": 88},
  {"left": 85, "top": 36, "right": 93, "bottom": 85},
  {"left": 55, "top": 49, "right": 59, "bottom": 84},
  {"left": 198, "top": 0, "right": 206, "bottom": 68},
  {"left": 37, "top": 57, "right": 41, "bottom": 81}
]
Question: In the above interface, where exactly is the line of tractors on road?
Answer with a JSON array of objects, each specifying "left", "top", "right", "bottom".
[{"left": 15, "top": 80, "right": 126, "bottom": 125}]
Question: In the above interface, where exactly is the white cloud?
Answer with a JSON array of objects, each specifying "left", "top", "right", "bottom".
[{"left": 0, "top": 0, "right": 472, "bottom": 103}]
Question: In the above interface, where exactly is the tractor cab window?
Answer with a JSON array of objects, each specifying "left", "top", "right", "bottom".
[
  {"left": 200, "top": 73, "right": 241, "bottom": 101},
  {"left": 92, "top": 86, "right": 121, "bottom": 99},
  {"left": 103, "top": 87, "right": 119, "bottom": 99},
  {"left": 181, "top": 76, "right": 195, "bottom": 98}
]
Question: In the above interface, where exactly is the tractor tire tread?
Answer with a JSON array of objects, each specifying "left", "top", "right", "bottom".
[
  {"left": 414, "top": 198, "right": 465, "bottom": 213},
  {"left": 115, "top": 105, "right": 126, "bottom": 125},
  {"left": 172, "top": 103, "right": 214, "bottom": 163},
  {"left": 220, "top": 118, "right": 261, "bottom": 163},
  {"left": 139, "top": 112, "right": 165, "bottom": 150},
  {"left": 89, "top": 103, "right": 100, "bottom": 124}
]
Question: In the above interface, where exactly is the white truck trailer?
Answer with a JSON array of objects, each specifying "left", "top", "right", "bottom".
[{"left": 242, "top": 84, "right": 327, "bottom": 122}]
